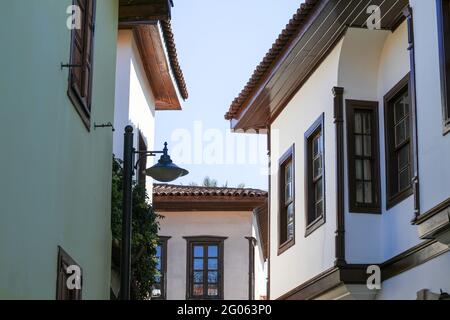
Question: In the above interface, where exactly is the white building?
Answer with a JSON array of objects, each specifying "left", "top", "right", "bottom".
[
  {"left": 111, "top": 19, "right": 188, "bottom": 299},
  {"left": 225, "top": 0, "right": 450, "bottom": 300},
  {"left": 152, "top": 184, "right": 268, "bottom": 300},
  {"left": 113, "top": 20, "right": 188, "bottom": 194}
]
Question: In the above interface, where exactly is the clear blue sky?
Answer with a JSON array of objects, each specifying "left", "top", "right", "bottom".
[{"left": 155, "top": 0, "right": 302, "bottom": 190}]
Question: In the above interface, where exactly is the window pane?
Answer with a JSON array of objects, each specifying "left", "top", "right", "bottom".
[
  {"left": 355, "top": 135, "right": 363, "bottom": 156},
  {"left": 398, "top": 145, "right": 409, "bottom": 170},
  {"left": 156, "top": 245, "right": 161, "bottom": 258},
  {"left": 362, "top": 112, "right": 371, "bottom": 134},
  {"left": 287, "top": 221, "right": 294, "bottom": 240},
  {"left": 313, "top": 136, "right": 320, "bottom": 156},
  {"left": 208, "top": 271, "right": 218, "bottom": 283},
  {"left": 399, "top": 168, "right": 410, "bottom": 191},
  {"left": 193, "top": 284, "right": 203, "bottom": 296},
  {"left": 154, "top": 274, "right": 161, "bottom": 284},
  {"left": 313, "top": 156, "right": 322, "bottom": 179},
  {"left": 355, "top": 160, "right": 363, "bottom": 180},
  {"left": 363, "top": 135, "right": 372, "bottom": 157},
  {"left": 193, "top": 271, "right": 203, "bottom": 283},
  {"left": 315, "top": 180, "right": 323, "bottom": 202},
  {"left": 355, "top": 112, "right": 362, "bottom": 134},
  {"left": 285, "top": 161, "right": 292, "bottom": 182},
  {"left": 285, "top": 181, "right": 292, "bottom": 202},
  {"left": 208, "top": 258, "right": 218, "bottom": 270},
  {"left": 363, "top": 160, "right": 372, "bottom": 180},
  {"left": 194, "top": 246, "right": 204, "bottom": 258},
  {"left": 356, "top": 181, "right": 364, "bottom": 203},
  {"left": 394, "top": 99, "right": 406, "bottom": 123},
  {"left": 315, "top": 201, "right": 323, "bottom": 218},
  {"left": 364, "top": 182, "right": 373, "bottom": 203},
  {"left": 395, "top": 121, "right": 407, "bottom": 146},
  {"left": 194, "top": 258, "right": 203, "bottom": 270},
  {"left": 208, "top": 245, "right": 218, "bottom": 258},
  {"left": 287, "top": 203, "right": 294, "bottom": 223},
  {"left": 208, "top": 284, "right": 219, "bottom": 297}
]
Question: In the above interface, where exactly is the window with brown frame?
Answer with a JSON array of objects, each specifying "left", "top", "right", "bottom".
[
  {"left": 138, "top": 131, "right": 148, "bottom": 186},
  {"left": 437, "top": 0, "right": 450, "bottom": 134},
  {"left": 67, "top": 0, "right": 96, "bottom": 130},
  {"left": 305, "top": 114, "right": 326, "bottom": 236},
  {"left": 185, "top": 236, "right": 226, "bottom": 300},
  {"left": 346, "top": 100, "right": 381, "bottom": 214},
  {"left": 384, "top": 75, "right": 414, "bottom": 209},
  {"left": 152, "top": 237, "right": 169, "bottom": 300},
  {"left": 56, "top": 247, "right": 82, "bottom": 300},
  {"left": 278, "top": 145, "right": 295, "bottom": 254}
]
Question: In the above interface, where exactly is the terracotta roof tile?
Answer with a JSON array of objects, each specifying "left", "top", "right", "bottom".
[
  {"left": 224, "top": 0, "right": 319, "bottom": 120},
  {"left": 160, "top": 20, "right": 189, "bottom": 100},
  {"left": 153, "top": 183, "right": 268, "bottom": 198}
]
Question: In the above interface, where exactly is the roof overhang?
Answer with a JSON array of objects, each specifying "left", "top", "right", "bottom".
[
  {"left": 133, "top": 23, "right": 182, "bottom": 110},
  {"left": 227, "top": 0, "right": 408, "bottom": 132},
  {"left": 119, "top": 0, "right": 173, "bottom": 26},
  {"left": 153, "top": 195, "right": 267, "bottom": 212}
]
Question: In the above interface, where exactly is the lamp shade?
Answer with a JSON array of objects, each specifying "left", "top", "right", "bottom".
[{"left": 145, "top": 143, "right": 189, "bottom": 182}]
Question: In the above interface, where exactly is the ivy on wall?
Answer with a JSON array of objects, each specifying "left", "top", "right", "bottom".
[{"left": 111, "top": 157, "right": 162, "bottom": 300}]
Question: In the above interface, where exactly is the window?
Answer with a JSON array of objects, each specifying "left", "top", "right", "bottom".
[
  {"left": 152, "top": 237, "right": 169, "bottom": 300},
  {"left": 67, "top": 0, "right": 96, "bottom": 129},
  {"left": 138, "top": 131, "right": 148, "bottom": 186},
  {"left": 56, "top": 247, "right": 82, "bottom": 300},
  {"left": 278, "top": 145, "right": 295, "bottom": 254},
  {"left": 305, "top": 114, "right": 326, "bottom": 236},
  {"left": 437, "top": 0, "right": 450, "bottom": 134},
  {"left": 346, "top": 100, "right": 381, "bottom": 213},
  {"left": 185, "top": 236, "right": 226, "bottom": 300},
  {"left": 384, "top": 75, "right": 414, "bottom": 209}
]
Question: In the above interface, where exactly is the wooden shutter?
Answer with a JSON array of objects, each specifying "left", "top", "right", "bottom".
[{"left": 68, "top": 0, "right": 96, "bottom": 129}]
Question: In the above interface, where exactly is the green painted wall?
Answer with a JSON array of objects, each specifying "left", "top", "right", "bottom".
[{"left": 0, "top": 0, "right": 118, "bottom": 299}]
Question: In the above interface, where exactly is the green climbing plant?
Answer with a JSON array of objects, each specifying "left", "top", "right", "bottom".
[{"left": 111, "top": 156, "right": 162, "bottom": 300}]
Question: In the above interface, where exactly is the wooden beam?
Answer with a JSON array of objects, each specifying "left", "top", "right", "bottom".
[{"left": 119, "top": 0, "right": 171, "bottom": 24}]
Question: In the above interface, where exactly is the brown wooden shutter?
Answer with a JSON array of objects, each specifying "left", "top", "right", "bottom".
[{"left": 68, "top": 0, "right": 96, "bottom": 128}]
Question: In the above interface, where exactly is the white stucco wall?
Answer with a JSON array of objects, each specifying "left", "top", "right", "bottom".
[
  {"left": 158, "top": 211, "right": 259, "bottom": 300},
  {"left": 252, "top": 213, "right": 268, "bottom": 300},
  {"left": 376, "top": 251, "right": 450, "bottom": 300},
  {"left": 269, "top": 39, "right": 343, "bottom": 299},
  {"left": 410, "top": 0, "right": 450, "bottom": 213},
  {"left": 114, "top": 30, "right": 156, "bottom": 195}
]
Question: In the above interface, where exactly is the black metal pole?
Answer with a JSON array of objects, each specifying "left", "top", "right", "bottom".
[{"left": 120, "top": 125, "right": 134, "bottom": 300}]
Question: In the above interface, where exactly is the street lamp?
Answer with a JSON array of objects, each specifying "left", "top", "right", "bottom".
[{"left": 120, "top": 125, "right": 188, "bottom": 300}]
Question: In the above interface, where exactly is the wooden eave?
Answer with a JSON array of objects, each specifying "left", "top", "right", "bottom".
[
  {"left": 229, "top": 0, "right": 408, "bottom": 131},
  {"left": 153, "top": 195, "right": 267, "bottom": 212},
  {"left": 133, "top": 24, "right": 182, "bottom": 111},
  {"left": 119, "top": 0, "right": 172, "bottom": 26}
]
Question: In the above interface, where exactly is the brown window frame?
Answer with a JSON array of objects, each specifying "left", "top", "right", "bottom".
[
  {"left": 67, "top": 0, "right": 97, "bottom": 130},
  {"left": 56, "top": 246, "right": 83, "bottom": 300},
  {"left": 184, "top": 236, "right": 226, "bottom": 300},
  {"left": 437, "top": 0, "right": 450, "bottom": 135},
  {"left": 384, "top": 74, "right": 414, "bottom": 209},
  {"left": 346, "top": 100, "right": 381, "bottom": 214},
  {"left": 152, "top": 236, "right": 170, "bottom": 300},
  {"left": 305, "top": 114, "right": 326, "bottom": 237},
  {"left": 278, "top": 145, "right": 295, "bottom": 255}
]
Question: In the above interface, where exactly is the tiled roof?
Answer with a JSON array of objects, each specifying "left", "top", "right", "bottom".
[
  {"left": 225, "top": 0, "right": 319, "bottom": 120},
  {"left": 153, "top": 184, "right": 267, "bottom": 198},
  {"left": 160, "top": 20, "right": 189, "bottom": 100}
]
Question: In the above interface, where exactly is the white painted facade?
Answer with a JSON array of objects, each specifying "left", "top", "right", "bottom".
[
  {"left": 114, "top": 29, "right": 157, "bottom": 194},
  {"left": 268, "top": 1, "right": 450, "bottom": 300},
  {"left": 158, "top": 210, "right": 267, "bottom": 300}
]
